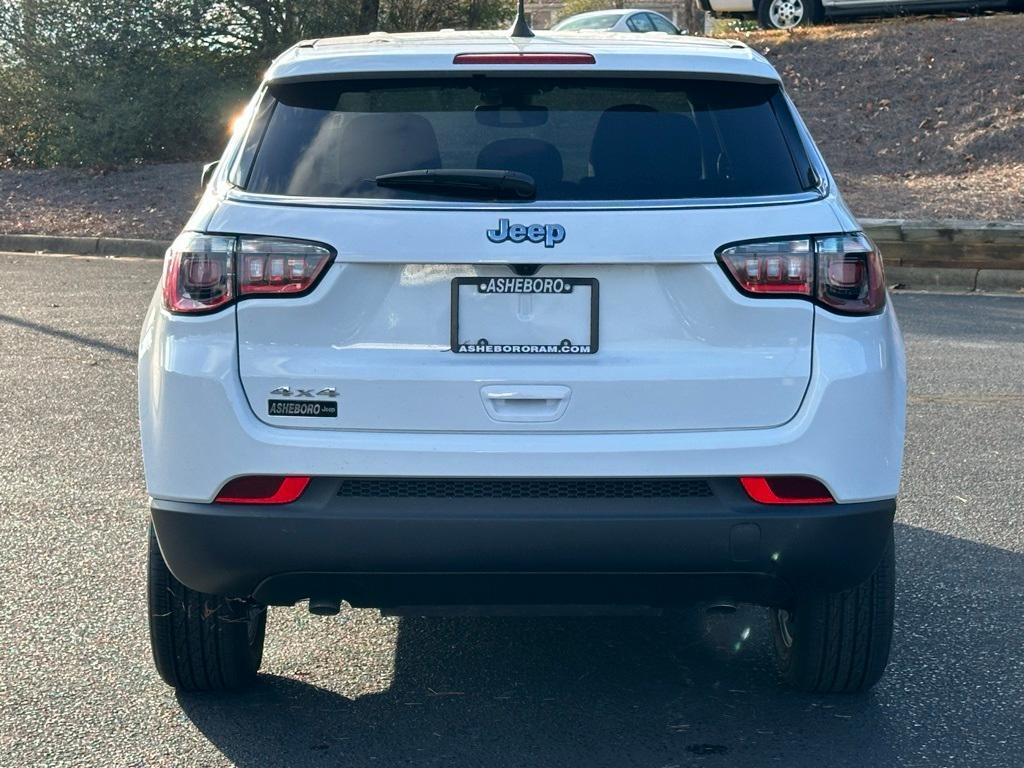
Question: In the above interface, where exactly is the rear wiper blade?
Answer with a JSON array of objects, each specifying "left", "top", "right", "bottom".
[{"left": 375, "top": 169, "right": 536, "bottom": 200}]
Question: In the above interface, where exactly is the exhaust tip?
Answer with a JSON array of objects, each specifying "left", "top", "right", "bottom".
[{"left": 308, "top": 598, "right": 341, "bottom": 616}]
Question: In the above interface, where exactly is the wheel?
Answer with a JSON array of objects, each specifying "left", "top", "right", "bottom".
[
  {"left": 757, "top": 0, "right": 821, "bottom": 28},
  {"left": 770, "top": 530, "right": 895, "bottom": 693},
  {"left": 147, "top": 525, "right": 266, "bottom": 691}
]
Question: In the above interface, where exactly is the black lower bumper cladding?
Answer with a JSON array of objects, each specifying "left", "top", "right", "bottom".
[{"left": 151, "top": 477, "right": 895, "bottom": 609}]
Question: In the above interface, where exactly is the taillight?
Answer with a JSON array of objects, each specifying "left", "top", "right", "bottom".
[
  {"left": 718, "top": 233, "right": 885, "bottom": 315},
  {"left": 740, "top": 476, "right": 834, "bottom": 505},
  {"left": 216, "top": 475, "right": 311, "bottom": 505},
  {"left": 718, "top": 238, "right": 813, "bottom": 297},
  {"left": 815, "top": 235, "right": 886, "bottom": 315},
  {"left": 453, "top": 53, "right": 596, "bottom": 65},
  {"left": 162, "top": 234, "right": 334, "bottom": 314},
  {"left": 162, "top": 234, "right": 235, "bottom": 314},
  {"left": 239, "top": 238, "right": 333, "bottom": 296}
]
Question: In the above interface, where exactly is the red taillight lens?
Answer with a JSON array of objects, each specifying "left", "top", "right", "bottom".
[
  {"left": 162, "top": 234, "right": 235, "bottom": 314},
  {"left": 239, "top": 238, "right": 333, "bottom": 296},
  {"left": 215, "top": 476, "right": 310, "bottom": 505},
  {"left": 740, "top": 476, "right": 834, "bottom": 505},
  {"left": 718, "top": 238, "right": 813, "bottom": 296},
  {"left": 163, "top": 234, "right": 334, "bottom": 314},
  {"left": 453, "top": 53, "right": 596, "bottom": 65},
  {"left": 717, "top": 233, "right": 885, "bottom": 315},
  {"left": 815, "top": 235, "right": 886, "bottom": 315}
]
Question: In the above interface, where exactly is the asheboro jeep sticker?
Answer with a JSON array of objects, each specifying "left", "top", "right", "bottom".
[
  {"left": 456, "top": 342, "right": 592, "bottom": 354},
  {"left": 268, "top": 400, "right": 338, "bottom": 418}
]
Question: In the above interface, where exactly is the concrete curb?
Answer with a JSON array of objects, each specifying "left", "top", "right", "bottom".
[
  {"left": 0, "top": 233, "right": 169, "bottom": 259},
  {"left": 861, "top": 219, "right": 1024, "bottom": 293},
  {"left": 884, "top": 266, "right": 1024, "bottom": 293}
]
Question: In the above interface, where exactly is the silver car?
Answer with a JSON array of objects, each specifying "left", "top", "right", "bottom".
[{"left": 551, "top": 8, "right": 682, "bottom": 33}]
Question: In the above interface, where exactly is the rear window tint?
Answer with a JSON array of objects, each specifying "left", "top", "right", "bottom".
[{"left": 242, "top": 77, "right": 810, "bottom": 202}]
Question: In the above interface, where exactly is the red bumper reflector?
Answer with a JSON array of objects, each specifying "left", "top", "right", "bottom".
[
  {"left": 740, "top": 476, "right": 834, "bottom": 505},
  {"left": 453, "top": 53, "right": 596, "bottom": 65},
  {"left": 216, "top": 476, "right": 310, "bottom": 505}
]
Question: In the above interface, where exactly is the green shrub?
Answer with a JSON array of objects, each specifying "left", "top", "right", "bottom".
[{"left": 0, "top": 0, "right": 513, "bottom": 168}]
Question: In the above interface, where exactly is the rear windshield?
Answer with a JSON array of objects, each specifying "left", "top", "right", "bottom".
[{"left": 240, "top": 77, "right": 812, "bottom": 202}]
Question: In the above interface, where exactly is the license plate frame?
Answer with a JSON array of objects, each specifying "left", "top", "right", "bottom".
[{"left": 450, "top": 276, "right": 599, "bottom": 354}]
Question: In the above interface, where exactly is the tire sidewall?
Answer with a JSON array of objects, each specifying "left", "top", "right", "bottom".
[
  {"left": 147, "top": 525, "right": 266, "bottom": 690},
  {"left": 769, "top": 531, "right": 896, "bottom": 693},
  {"left": 770, "top": 601, "right": 828, "bottom": 688},
  {"left": 757, "top": 0, "right": 820, "bottom": 28}
]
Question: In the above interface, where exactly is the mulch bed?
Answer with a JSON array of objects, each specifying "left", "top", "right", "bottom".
[{"left": 741, "top": 13, "right": 1024, "bottom": 222}]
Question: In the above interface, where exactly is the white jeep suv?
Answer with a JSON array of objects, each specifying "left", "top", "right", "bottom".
[{"left": 140, "top": 24, "right": 905, "bottom": 694}]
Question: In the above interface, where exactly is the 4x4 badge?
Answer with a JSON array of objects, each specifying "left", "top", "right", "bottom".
[
  {"left": 270, "top": 387, "right": 338, "bottom": 398},
  {"left": 487, "top": 218, "right": 566, "bottom": 248}
]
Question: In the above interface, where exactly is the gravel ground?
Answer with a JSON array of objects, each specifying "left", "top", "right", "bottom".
[
  {"left": 0, "top": 162, "right": 202, "bottom": 241},
  {"left": 0, "top": 252, "right": 1022, "bottom": 767},
  {"left": 1, "top": 15, "right": 1023, "bottom": 240}
]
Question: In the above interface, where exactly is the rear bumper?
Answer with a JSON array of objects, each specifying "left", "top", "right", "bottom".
[
  {"left": 151, "top": 478, "right": 895, "bottom": 609},
  {"left": 139, "top": 299, "right": 906, "bottom": 506}
]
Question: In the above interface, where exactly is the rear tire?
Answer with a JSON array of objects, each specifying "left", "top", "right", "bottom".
[
  {"left": 757, "top": 0, "right": 821, "bottom": 28},
  {"left": 148, "top": 525, "right": 266, "bottom": 691},
  {"left": 770, "top": 530, "right": 895, "bottom": 693}
]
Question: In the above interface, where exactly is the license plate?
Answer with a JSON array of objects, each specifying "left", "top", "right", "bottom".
[{"left": 451, "top": 276, "right": 599, "bottom": 354}]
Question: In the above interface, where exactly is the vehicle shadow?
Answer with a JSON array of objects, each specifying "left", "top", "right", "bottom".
[
  {"left": 178, "top": 523, "right": 1021, "bottom": 767},
  {"left": 0, "top": 311, "right": 136, "bottom": 359}
]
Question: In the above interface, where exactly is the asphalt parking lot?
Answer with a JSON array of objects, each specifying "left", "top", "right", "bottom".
[{"left": 0, "top": 252, "right": 1021, "bottom": 767}]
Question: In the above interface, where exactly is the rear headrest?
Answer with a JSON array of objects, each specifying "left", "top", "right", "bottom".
[
  {"left": 333, "top": 113, "right": 441, "bottom": 196},
  {"left": 589, "top": 105, "right": 702, "bottom": 197},
  {"left": 477, "top": 139, "right": 564, "bottom": 192}
]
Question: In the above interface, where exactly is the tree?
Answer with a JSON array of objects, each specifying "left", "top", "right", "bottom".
[
  {"left": 380, "top": 0, "right": 512, "bottom": 32},
  {"left": 200, "top": 0, "right": 512, "bottom": 61},
  {"left": 0, "top": 0, "right": 252, "bottom": 166},
  {"left": 201, "top": 1, "right": 363, "bottom": 62},
  {"left": 676, "top": 1, "right": 706, "bottom": 34},
  {"left": 0, "top": 0, "right": 517, "bottom": 167},
  {"left": 358, "top": 0, "right": 381, "bottom": 33}
]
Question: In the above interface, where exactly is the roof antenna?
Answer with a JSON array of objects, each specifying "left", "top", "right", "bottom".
[{"left": 510, "top": 0, "right": 534, "bottom": 38}]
